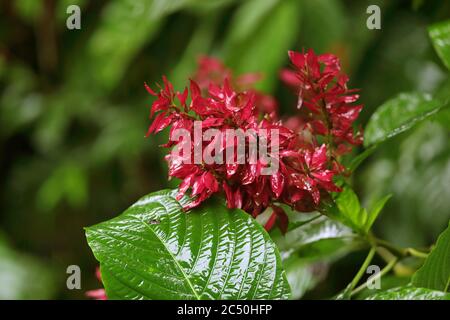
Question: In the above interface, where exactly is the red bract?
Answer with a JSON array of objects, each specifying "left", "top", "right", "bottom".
[
  {"left": 193, "top": 56, "right": 278, "bottom": 117},
  {"left": 145, "top": 52, "right": 363, "bottom": 233},
  {"left": 281, "top": 49, "right": 363, "bottom": 159}
]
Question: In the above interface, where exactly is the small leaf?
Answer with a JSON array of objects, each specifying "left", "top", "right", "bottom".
[
  {"left": 86, "top": 189, "right": 290, "bottom": 300},
  {"left": 365, "top": 286, "right": 450, "bottom": 300},
  {"left": 334, "top": 186, "right": 365, "bottom": 232},
  {"left": 364, "top": 194, "right": 392, "bottom": 233},
  {"left": 412, "top": 221, "right": 450, "bottom": 292},
  {"left": 348, "top": 145, "right": 377, "bottom": 172},
  {"left": 429, "top": 19, "right": 450, "bottom": 70},
  {"left": 364, "top": 92, "right": 449, "bottom": 147}
]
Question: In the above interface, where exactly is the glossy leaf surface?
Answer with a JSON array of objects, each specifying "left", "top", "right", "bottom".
[
  {"left": 364, "top": 92, "right": 448, "bottom": 147},
  {"left": 365, "top": 286, "right": 450, "bottom": 300},
  {"left": 429, "top": 20, "right": 450, "bottom": 70},
  {"left": 86, "top": 189, "right": 290, "bottom": 300}
]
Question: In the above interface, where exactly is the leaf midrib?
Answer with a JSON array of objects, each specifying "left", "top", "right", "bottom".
[{"left": 138, "top": 203, "right": 201, "bottom": 300}]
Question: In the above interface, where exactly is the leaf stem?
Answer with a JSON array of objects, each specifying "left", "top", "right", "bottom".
[
  {"left": 351, "top": 256, "right": 399, "bottom": 296},
  {"left": 373, "top": 237, "right": 428, "bottom": 259},
  {"left": 348, "top": 246, "right": 376, "bottom": 293},
  {"left": 405, "top": 248, "right": 429, "bottom": 259}
]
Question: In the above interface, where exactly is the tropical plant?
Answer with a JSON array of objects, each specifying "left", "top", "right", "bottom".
[{"left": 85, "top": 19, "right": 450, "bottom": 300}]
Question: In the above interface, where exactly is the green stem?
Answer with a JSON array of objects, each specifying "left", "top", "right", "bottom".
[
  {"left": 351, "top": 256, "right": 399, "bottom": 296},
  {"left": 406, "top": 248, "right": 429, "bottom": 259},
  {"left": 348, "top": 246, "right": 376, "bottom": 293},
  {"left": 373, "top": 237, "right": 428, "bottom": 259}
]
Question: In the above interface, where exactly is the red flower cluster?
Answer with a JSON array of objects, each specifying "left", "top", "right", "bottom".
[
  {"left": 145, "top": 50, "right": 363, "bottom": 233},
  {"left": 194, "top": 56, "right": 278, "bottom": 117},
  {"left": 281, "top": 49, "right": 363, "bottom": 159}
]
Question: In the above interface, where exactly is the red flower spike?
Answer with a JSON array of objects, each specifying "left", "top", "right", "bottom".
[
  {"left": 144, "top": 52, "right": 361, "bottom": 233},
  {"left": 281, "top": 49, "right": 363, "bottom": 157}
]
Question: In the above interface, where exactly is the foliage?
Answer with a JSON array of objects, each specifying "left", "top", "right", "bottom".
[
  {"left": 1, "top": 0, "right": 449, "bottom": 300},
  {"left": 86, "top": 190, "right": 290, "bottom": 299}
]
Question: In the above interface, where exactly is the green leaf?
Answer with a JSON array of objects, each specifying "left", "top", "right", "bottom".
[
  {"left": 429, "top": 20, "right": 450, "bottom": 70},
  {"left": 365, "top": 286, "right": 450, "bottom": 300},
  {"left": 85, "top": 189, "right": 290, "bottom": 300},
  {"left": 335, "top": 186, "right": 364, "bottom": 231},
  {"left": 271, "top": 215, "right": 358, "bottom": 299},
  {"left": 273, "top": 215, "right": 359, "bottom": 261},
  {"left": 355, "top": 275, "right": 411, "bottom": 299},
  {"left": 325, "top": 187, "right": 390, "bottom": 234},
  {"left": 364, "top": 194, "right": 392, "bottom": 233},
  {"left": 348, "top": 145, "right": 377, "bottom": 172},
  {"left": 364, "top": 92, "right": 449, "bottom": 147},
  {"left": 412, "top": 221, "right": 450, "bottom": 292},
  {"left": 283, "top": 256, "right": 324, "bottom": 300}
]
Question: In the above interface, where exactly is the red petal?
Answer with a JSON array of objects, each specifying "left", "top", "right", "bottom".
[
  {"left": 264, "top": 212, "right": 277, "bottom": 232},
  {"left": 311, "top": 170, "right": 334, "bottom": 182},
  {"left": 311, "top": 144, "right": 328, "bottom": 169},
  {"left": 190, "top": 79, "right": 201, "bottom": 100},
  {"left": 144, "top": 82, "right": 156, "bottom": 96},
  {"left": 177, "top": 87, "right": 188, "bottom": 107},
  {"left": 272, "top": 205, "right": 288, "bottom": 234},
  {"left": 270, "top": 171, "right": 284, "bottom": 198},
  {"left": 288, "top": 51, "right": 306, "bottom": 69}
]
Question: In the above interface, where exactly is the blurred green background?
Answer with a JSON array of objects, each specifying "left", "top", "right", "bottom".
[{"left": 0, "top": 0, "right": 449, "bottom": 299}]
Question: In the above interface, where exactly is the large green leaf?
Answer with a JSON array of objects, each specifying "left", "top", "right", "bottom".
[
  {"left": 365, "top": 286, "right": 450, "bottom": 300},
  {"left": 85, "top": 189, "right": 290, "bottom": 300},
  {"left": 429, "top": 20, "right": 450, "bottom": 70},
  {"left": 364, "top": 92, "right": 449, "bottom": 147},
  {"left": 412, "top": 221, "right": 450, "bottom": 292}
]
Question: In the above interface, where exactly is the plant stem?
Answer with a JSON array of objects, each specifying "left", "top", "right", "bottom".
[
  {"left": 348, "top": 246, "right": 376, "bottom": 293},
  {"left": 373, "top": 237, "right": 428, "bottom": 259},
  {"left": 406, "top": 248, "right": 429, "bottom": 259},
  {"left": 351, "top": 256, "right": 399, "bottom": 296},
  {"left": 375, "top": 246, "right": 415, "bottom": 276}
]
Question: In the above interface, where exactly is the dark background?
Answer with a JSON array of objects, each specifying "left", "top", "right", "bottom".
[{"left": 0, "top": 0, "right": 449, "bottom": 299}]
